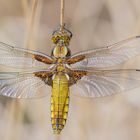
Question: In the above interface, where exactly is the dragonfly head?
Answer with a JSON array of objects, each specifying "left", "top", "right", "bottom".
[{"left": 51, "top": 27, "right": 72, "bottom": 46}]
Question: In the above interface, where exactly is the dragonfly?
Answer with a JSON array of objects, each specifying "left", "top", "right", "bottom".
[{"left": 1, "top": 27, "right": 140, "bottom": 134}]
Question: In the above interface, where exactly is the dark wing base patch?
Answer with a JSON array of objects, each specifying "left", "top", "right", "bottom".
[
  {"left": 68, "top": 70, "right": 87, "bottom": 86},
  {"left": 34, "top": 54, "right": 54, "bottom": 64}
]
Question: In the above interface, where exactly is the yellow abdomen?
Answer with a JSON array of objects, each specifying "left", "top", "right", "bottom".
[{"left": 51, "top": 73, "right": 69, "bottom": 134}]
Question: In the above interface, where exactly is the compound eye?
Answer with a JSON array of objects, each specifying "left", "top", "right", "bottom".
[
  {"left": 63, "top": 36, "right": 70, "bottom": 46},
  {"left": 52, "top": 35, "right": 70, "bottom": 46},
  {"left": 52, "top": 35, "right": 60, "bottom": 44}
]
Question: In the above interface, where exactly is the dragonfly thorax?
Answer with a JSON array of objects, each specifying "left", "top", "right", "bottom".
[
  {"left": 57, "top": 65, "right": 64, "bottom": 71},
  {"left": 52, "top": 45, "right": 70, "bottom": 58}
]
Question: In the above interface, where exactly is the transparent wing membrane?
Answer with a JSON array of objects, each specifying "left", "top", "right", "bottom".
[
  {"left": 0, "top": 42, "right": 53, "bottom": 69},
  {"left": 71, "top": 69, "right": 140, "bottom": 98},
  {"left": 69, "top": 36, "right": 140, "bottom": 68},
  {"left": 0, "top": 72, "right": 50, "bottom": 98},
  {"left": 0, "top": 42, "right": 54, "bottom": 99}
]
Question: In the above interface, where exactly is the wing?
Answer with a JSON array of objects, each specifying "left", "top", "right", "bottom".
[
  {"left": 0, "top": 42, "right": 54, "bottom": 69},
  {"left": 0, "top": 71, "right": 51, "bottom": 99},
  {"left": 67, "top": 36, "right": 140, "bottom": 68},
  {"left": 70, "top": 69, "right": 140, "bottom": 98}
]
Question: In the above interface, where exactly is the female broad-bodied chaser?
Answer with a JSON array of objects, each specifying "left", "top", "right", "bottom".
[{"left": 0, "top": 26, "right": 140, "bottom": 134}]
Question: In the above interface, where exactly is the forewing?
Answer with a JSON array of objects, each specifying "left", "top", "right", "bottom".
[
  {"left": 0, "top": 72, "right": 51, "bottom": 99},
  {"left": 68, "top": 36, "right": 140, "bottom": 68},
  {"left": 0, "top": 42, "right": 53, "bottom": 69},
  {"left": 70, "top": 69, "right": 140, "bottom": 98}
]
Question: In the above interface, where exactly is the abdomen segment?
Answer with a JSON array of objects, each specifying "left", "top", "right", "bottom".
[{"left": 51, "top": 73, "right": 69, "bottom": 134}]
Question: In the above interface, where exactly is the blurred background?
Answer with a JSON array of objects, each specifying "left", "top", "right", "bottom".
[{"left": 0, "top": 0, "right": 140, "bottom": 140}]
